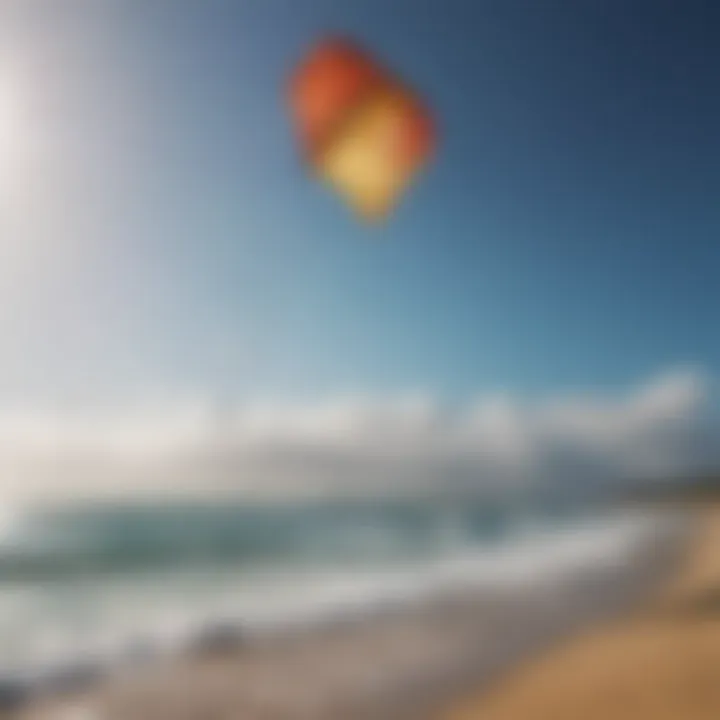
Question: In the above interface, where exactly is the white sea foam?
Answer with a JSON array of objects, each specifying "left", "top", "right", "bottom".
[{"left": 0, "top": 507, "right": 683, "bottom": 688}]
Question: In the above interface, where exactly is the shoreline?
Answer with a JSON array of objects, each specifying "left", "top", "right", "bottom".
[
  {"left": 2, "top": 508, "right": 691, "bottom": 720},
  {"left": 440, "top": 502, "right": 719, "bottom": 720}
]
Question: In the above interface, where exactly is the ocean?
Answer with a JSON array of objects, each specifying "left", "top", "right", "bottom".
[{"left": 0, "top": 496, "right": 680, "bottom": 694}]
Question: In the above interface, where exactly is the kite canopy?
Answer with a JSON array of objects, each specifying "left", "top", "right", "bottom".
[
  {"left": 287, "top": 36, "right": 436, "bottom": 223},
  {"left": 289, "top": 37, "right": 383, "bottom": 160}
]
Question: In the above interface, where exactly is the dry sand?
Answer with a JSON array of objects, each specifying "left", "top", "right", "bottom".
[{"left": 441, "top": 503, "right": 720, "bottom": 720}]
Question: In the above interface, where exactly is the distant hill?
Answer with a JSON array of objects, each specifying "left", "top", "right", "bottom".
[{"left": 622, "top": 475, "right": 720, "bottom": 505}]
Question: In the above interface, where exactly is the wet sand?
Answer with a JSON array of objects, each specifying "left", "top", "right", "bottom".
[
  {"left": 442, "top": 504, "right": 720, "bottom": 720},
  {"left": 1, "top": 510, "right": 689, "bottom": 720}
]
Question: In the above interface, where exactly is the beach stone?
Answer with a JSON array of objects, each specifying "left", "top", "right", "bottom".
[
  {"left": 0, "top": 678, "right": 30, "bottom": 711},
  {"left": 42, "top": 661, "right": 106, "bottom": 697},
  {"left": 189, "top": 623, "right": 246, "bottom": 657}
]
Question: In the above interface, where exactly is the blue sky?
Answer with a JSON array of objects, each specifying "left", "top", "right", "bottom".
[{"left": 0, "top": 0, "right": 718, "bottom": 406}]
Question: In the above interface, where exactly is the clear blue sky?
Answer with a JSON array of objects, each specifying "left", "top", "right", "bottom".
[{"left": 1, "top": 0, "right": 718, "bottom": 404}]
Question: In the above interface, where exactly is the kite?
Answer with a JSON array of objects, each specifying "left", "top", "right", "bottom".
[{"left": 288, "top": 36, "right": 437, "bottom": 223}]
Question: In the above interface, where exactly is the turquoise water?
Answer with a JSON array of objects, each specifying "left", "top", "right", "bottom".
[
  {"left": 0, "top": 498, "right": 585, "bottom": 582},
  {"left": 0, "top": 497, "right": 645, "bottom": 681}
]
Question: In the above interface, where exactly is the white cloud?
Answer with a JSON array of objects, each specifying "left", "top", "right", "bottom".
[{"left": 0, "top": 367, "right": 715, "bottom": 506}]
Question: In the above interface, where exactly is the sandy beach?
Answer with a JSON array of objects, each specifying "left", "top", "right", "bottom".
[
  {"left": 0, "top": 507, "right": 688, "bottom": 720},
  {"left": 442, "top": 503, "right": 720, "bottom": 720}
]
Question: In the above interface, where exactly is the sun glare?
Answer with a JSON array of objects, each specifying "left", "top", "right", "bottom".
[
  {"left": 0, "top": 73, "right": 26, "bottom": 203},
  {"left": 0, "top": 79, "right": 17, "bottom": 153}
]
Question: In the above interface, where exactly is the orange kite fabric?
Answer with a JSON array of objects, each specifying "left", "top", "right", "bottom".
[{"left": 288, "top": 36, "right": 437, "bottom": 222}]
